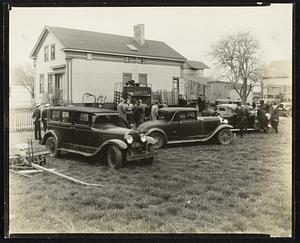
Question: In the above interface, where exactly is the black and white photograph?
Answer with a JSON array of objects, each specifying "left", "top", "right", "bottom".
[{"left": 8, "top": 4, "right": 293, "bottom": 236}]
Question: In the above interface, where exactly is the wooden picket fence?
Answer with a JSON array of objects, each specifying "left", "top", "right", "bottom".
[{"left": 10, "top": 108, "right": 34, "bottom": 132}]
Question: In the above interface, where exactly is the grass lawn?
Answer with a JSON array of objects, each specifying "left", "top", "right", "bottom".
[{"left": 8, "top": 118, "right": 292, "bottom": 236}]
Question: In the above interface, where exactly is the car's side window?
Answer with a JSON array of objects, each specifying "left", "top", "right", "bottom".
[
  {"left": 62, "top": 111, "right": 71, "bottom": 123},
  {"left": 185, "top": 111, "right": 196, "bottom": 120},
  {"left": 51, "top": 110, "right": 61, "bottom": 122},
  {"left": 179, "top": 112, "right": 185, "bottom": 120},
  {"left": 74, "top": 112, "right": 90, "bottom": 125},
  {"left": 219, "top": 107, "right": 226, "bottom": 112}
]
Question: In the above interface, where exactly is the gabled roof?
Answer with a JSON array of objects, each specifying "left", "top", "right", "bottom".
[
  {"left": 262, "top": 60, "right": 292, "bottom": 78},
  {"left": 186, "top": 60, "right": 210, "bottom": 69},
  {"left": 31, "top": 26, "right": 187, "bottom": 61}
]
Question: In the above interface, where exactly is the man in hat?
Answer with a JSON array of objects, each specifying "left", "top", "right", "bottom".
[
  {"left": 32, "top": 103, "right": 42, "bottom": 141},
  {"left": 41, "top": 104, "right": 50, "bottom": 133}
]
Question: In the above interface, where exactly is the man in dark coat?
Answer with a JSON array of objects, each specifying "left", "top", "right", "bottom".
[
  {"left": 235, "top": 104, "right": 249, "bottom": 138},
  {"left": 257, "top": 105, "right": 268, "bottom": 133},
  {"left": 197, "top": 95, "right": 205, "bottom": 113},
  {"left": 41, "top": 104, "right": 50, "bottom": 133},
  {"left": 32, "top": 103, "right": 42, "bottom": 141},
  {"left": 133, "top": 100, "right": 143, "bottom": 127},
  {"left": 270, "top": 105, "right": 279, "bottom": 133}
]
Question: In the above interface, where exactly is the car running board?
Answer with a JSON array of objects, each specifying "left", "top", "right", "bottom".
[
  {"left": 58, "top": 148, "right": 93, "bottom": 157},
  {"left": 167, "top": 138, "right": 210, "bottom": 144},
  {"left": 230, "top": 128, "right": 255, "bottom": 132}
]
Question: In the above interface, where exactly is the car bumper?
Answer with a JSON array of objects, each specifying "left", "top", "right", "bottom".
[{"left": 126, "top": 151, "right": 157, "bottom": 161}]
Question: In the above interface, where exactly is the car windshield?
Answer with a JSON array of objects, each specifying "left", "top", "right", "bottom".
[
  {"left": 93, "top": 115, "right": 128, "bottom": 129},
  {"left": 158, "top": 110, "right": 173, "bottom": 121}
]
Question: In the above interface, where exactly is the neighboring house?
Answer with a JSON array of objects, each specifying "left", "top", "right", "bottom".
[
  {"left": 30, "top": 25, "right": 187, "bottom": 105},
  {"left": 206, "top": 81, "right": 253, "bottom": 104},
  {"left": 262, "top": 60, "right": 292, "bottom": 102},
  {"left": 181, "top": 60, "right": 210, "bottom": 100}
]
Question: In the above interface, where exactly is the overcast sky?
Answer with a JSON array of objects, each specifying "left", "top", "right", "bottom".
[{"left": 9, "top": 4, "right": 292, "bottom": 70}]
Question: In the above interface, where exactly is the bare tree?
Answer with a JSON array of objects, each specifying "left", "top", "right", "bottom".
[
  {"left": 211, "top": 31, "right": 262, "bottom": 104},
  {"left": 11, "top": 64, "right": 34, "bottom": 98}
]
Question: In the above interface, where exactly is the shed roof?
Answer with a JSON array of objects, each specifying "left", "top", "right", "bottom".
[
  {"left": 186, "top": 60, "right": 210, "bottom": 69},
  {"left": 31, "top": 26, "right": 187, "bottom": 61}
]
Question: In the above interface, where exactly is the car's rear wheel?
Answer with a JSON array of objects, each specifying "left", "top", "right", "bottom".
[
  {"left": 45, "top": 136, "right": 60, "bottom": 157},
  {"left": 107, "top": 145, "right": 123, "bottom": 169},
  {"left": 149, "top": 132, "right": 166, "bottom": 149},
  {"left": 141, "top": 144, "right": 154, "bottom": 164},
  {"left": 217, "top": 128, "right": 233, "bottom": 145}
]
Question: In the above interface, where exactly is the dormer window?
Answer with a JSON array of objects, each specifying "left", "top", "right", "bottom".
[
  {"left": 44, "top": 46, "right": 49, "bottom": 62},
  {"left": 87, "top": 53, "right": 92, "bottom": 60},
  {"left": 126, "top": 44, "right": 138, "bottom": 51}
]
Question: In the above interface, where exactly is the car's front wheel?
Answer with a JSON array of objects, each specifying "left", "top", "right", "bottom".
[
  {"left": 107, "top": 145, "right": 123, "bottom": 169},
  {"left": 45, "top": 136, "right": 60, "bottom": 157},
  {"left": 149, "top": 132, "right": 166, "bottom": 149},
  {"left": 217, "top": 128, "right": 233, "bottom": 145}
]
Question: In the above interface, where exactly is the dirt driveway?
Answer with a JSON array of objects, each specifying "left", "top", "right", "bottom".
[{"left": 8, "top": 118, "right": 292, "bottom": 236}]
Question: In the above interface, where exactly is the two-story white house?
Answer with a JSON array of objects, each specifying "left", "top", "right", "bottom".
[{"left": 30, "top": 25, "right": 188, "bottom": 106}]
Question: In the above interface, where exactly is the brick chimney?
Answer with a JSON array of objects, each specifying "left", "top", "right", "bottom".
[{"left": 133, "top": 24, "right": 145, "bottom": 46}]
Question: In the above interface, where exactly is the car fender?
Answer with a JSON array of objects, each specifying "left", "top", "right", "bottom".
[
  {"left": 96, "top": 139, "right": 128, "bottom": 154},
  {"left": 198, "top": 124, "right": 233, "bottom": 142},
  {"left": 146, "top": 136, "right": 156, "bottom": 145},
  {"left": 146, "top": 128, "right": 168, "bottom": 143},
  {"left": 41, "top": 129, "right": 62, "bottom": 147}
]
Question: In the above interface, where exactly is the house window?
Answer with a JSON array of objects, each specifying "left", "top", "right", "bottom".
[
  {"left": 44, "top": 46, "right": 49, "bottom": 62},
  {"left": 138, "top": 73, "right": 147, "bottom": 86},
  {"left": 48, "top": 74, "right": 53, "bottom": 93},
  {"left": 50, "top": 44, "right": 55, "bottom": 60},
  {"left": 123, "top": 73, "right": 132, "bottom": 84},
  {"left": 39, "top": 74, "right": 44, "bottom": 93},
  {"left": 172, "top": 78, "right": 179, "bottom": 90}
]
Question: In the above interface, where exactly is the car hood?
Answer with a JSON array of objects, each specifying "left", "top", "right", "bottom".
[
  {"left": 138, "top": 120, "right": 167, "bottom": 132},
  {"left": 93, "top": 125, "right": 138, "bottom": 136}
]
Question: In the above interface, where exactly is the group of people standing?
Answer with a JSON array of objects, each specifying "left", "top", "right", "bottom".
[
  {"left": 32, "top": 103, "right": 50, "bottom": 141},
  {"left": 257, "top": 101, "right": 280, "bottom": 134},
  {"left": 235, "top": 100, "right": 280, "bottom": 138},
  {"left": 117, "top": 98, "right": 168, "bottom": 128},
  {"left": 117, "top": 98, "right": 146, "bottom": 128}
]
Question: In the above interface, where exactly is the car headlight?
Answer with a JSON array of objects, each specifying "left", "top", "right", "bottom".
[
  {"left": 222, "top": 119, "right": 228, "bottom": 124},
  {"left": 124, "top": 135, "right": 133, "bottom": 144},
  {"left": 140, "top": 134, "right": 147, "bottom": 143}
]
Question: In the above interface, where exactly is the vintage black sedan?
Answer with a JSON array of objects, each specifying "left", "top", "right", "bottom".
[
  {"left": 41, "top": 106, "right": 156, "bottom": 168},
  {"left": 216, "top": 104, "right": 260, "bottom": 131},
  {"left": 137, "top": 107, "right": 233, "bottom": 149}
]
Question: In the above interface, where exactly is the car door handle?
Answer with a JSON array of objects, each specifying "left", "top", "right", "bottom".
[{"left": 179, "top": 121, "right": 183, "bottom": 124}]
